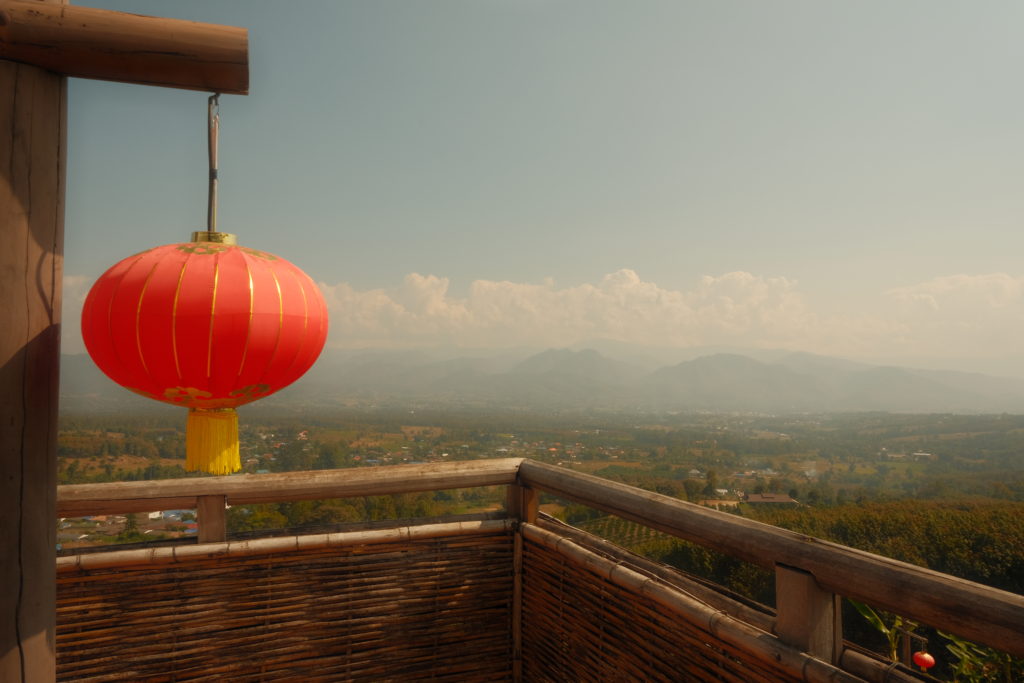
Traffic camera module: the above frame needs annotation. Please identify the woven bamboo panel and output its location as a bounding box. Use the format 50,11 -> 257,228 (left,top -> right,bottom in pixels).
521,536 -> 803,683
57,529 -> 514,682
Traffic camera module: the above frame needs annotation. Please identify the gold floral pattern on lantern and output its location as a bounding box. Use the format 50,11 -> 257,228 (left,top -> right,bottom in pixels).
177,243 -> 229,255
163,385 -> 253,405
239,247 -> 278,260
163,386 -> 214,405
229,383 -> 273,399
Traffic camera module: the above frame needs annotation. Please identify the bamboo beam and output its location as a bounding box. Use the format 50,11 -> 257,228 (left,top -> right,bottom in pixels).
0,40 -> 64,683
57,519 -> 513,572
839,649 -> 921,683
518,459 -> 1024,657
0,1 -> 248,94
57,458 -> 524,516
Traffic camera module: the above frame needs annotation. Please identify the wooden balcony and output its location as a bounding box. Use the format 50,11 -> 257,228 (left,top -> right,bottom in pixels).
56,458 -> 1024,682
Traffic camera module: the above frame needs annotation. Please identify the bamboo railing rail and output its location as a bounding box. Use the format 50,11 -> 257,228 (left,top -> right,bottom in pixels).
517,459 -> 1024,658
57,519 -> 513,572
58,458 -> 523,516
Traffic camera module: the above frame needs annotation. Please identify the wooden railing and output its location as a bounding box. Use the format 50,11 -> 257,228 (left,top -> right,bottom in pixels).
58,458 -> 521,542
516,459 -> 1024,660
57,457 -> 1024,663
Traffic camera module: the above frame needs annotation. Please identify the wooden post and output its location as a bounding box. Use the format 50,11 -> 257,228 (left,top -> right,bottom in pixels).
774,563 -> 842,664
0,44 -> 65,683
196,495 -> 227,543
0,4 -> 246,680
505,481 -> 537,682
506,483 -> 538,524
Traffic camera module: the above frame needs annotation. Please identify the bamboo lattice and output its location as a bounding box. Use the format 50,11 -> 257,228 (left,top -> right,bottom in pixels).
57,522 -> 514,682
520,525 -> 850,683
57,515 -> 874,682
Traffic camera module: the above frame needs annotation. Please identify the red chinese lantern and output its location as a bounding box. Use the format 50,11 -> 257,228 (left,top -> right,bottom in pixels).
81,232 -> 328,474
912,651 -> 936,671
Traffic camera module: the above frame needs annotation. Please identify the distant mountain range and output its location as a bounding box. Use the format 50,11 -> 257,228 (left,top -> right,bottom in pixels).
60,346 -> 1024,415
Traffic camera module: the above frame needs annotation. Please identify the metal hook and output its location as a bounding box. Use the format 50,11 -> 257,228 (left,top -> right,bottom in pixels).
207,94 -> 221,232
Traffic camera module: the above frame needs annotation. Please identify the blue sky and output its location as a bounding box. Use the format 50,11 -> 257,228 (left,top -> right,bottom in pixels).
64,1 -> 1024,375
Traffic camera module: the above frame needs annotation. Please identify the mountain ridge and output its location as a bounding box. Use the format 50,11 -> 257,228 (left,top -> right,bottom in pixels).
60,347 -> 1024,414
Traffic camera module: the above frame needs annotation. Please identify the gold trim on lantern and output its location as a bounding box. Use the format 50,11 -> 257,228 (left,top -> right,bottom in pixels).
264,265 -> 285,378
134,260 -> 161,377
191,231 -> 238,245
207,260 -> 220,379
171,260 -> 190,382
236,258 -> 255,379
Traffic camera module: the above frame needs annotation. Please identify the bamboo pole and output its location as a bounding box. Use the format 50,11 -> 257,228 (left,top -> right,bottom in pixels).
57,519 -> 513,572
838,649 -> 922,683
0,1 -> 248,94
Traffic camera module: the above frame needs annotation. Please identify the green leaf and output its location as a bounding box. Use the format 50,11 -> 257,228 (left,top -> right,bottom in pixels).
848,599 -> 889,635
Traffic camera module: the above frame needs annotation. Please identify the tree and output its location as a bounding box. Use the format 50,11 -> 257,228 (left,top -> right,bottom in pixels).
116,513 -> 145,543
703,469 -> 719,496
682,479 -> 704,501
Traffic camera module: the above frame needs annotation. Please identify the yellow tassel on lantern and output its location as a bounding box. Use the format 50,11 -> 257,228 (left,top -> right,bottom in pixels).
186,408 -> 241,474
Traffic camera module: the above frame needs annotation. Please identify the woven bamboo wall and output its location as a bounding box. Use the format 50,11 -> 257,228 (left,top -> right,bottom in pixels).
520,536 -> 805,683
57,525 -> 514,682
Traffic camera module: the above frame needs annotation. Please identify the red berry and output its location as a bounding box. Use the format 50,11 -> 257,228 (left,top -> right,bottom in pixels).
913,651 -> 936,670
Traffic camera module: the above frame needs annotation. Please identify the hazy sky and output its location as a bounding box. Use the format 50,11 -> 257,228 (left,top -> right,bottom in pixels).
63,1 -> 1024,375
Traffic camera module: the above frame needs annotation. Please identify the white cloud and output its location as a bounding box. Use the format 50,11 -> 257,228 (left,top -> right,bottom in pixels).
883,273 -> 1024,358
320,268 -> 883,353
888,273 -> 1024,314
